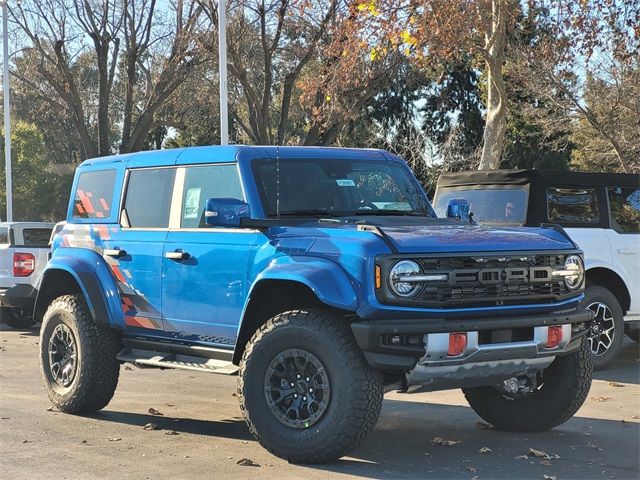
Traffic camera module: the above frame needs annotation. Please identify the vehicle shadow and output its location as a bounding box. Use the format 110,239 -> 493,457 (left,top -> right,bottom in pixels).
593,338 -> 640,385
306,400 -> 639,480
87,410 -> 253,441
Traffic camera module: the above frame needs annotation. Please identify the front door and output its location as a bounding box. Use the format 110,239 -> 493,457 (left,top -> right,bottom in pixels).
162,164 -> 257,346
104,166 -> 177,334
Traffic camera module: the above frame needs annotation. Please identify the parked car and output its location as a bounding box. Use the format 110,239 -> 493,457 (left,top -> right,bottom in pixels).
433,169 -> 639,368
0,221 -> 55,329
36,147 -> 592,463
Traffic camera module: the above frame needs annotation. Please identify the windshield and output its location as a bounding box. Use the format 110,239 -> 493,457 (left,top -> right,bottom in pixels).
252,158 -> 433,217
434,186 -> 528,225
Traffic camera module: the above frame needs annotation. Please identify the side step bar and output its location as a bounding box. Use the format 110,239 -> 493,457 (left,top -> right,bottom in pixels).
117,348 -> 239,375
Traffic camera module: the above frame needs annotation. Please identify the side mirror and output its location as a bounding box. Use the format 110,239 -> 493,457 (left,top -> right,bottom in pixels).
446,198 -> 470,221
205,198 -> 251,228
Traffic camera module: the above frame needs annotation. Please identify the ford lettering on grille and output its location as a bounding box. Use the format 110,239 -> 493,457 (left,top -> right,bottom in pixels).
450,267 -> 553,285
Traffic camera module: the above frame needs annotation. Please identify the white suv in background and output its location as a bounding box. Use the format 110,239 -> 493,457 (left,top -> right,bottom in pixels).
433,170 -> 639,369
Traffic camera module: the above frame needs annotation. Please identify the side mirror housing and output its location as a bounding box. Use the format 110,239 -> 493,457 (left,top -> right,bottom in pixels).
205,198 -> 251,228
446,198 -> 470,221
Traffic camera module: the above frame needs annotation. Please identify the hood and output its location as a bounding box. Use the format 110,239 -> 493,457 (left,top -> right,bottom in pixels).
369,220 -> 574,253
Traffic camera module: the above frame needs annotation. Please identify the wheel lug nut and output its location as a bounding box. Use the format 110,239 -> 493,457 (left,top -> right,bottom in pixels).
293,394 -> 298,398
303,396 -> 307,401
296,374 -> 301,379
305,377 -> 310,382
290,382 -> 295,387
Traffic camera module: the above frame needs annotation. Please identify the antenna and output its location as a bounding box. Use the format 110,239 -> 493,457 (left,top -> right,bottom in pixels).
276,145 -> 280,219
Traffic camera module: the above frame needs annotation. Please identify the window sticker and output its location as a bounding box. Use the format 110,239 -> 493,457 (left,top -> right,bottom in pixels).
336,179 -> 356,187
184,187 -> 201,219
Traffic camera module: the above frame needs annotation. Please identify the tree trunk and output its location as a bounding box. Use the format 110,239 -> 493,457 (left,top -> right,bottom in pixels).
478,0 -> 508,170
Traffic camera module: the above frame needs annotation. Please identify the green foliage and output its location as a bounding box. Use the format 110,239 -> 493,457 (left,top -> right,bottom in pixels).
0,121 -> 71,221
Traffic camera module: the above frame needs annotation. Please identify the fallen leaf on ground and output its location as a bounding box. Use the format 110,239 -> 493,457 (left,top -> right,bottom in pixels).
46,406 -> 57,412
467,466 -> 477,472
541,460 -> 552,466
524,448 -> 560,460
475,421 -> 493,430
632,415 -> 640,419
478,447 -> 492,454
108,438 -> 122,442
124,366 -> 133,371
164,430 -> 178,435
607,382 -> 625,387
591,396 -> 610,402
431,436 -> 461,446
143,423 -> 158,430
22,440 -> 31,444
165,403 -> 175,407
543,475 -> 557,480
148,408 -> 163,416
236,458 -> 260,467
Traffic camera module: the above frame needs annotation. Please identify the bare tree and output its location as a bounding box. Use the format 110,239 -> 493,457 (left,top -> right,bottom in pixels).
11,0 -> 205,158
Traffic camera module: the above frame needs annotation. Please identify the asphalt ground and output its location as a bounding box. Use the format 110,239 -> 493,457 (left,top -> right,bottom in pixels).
1,327 -> 638,480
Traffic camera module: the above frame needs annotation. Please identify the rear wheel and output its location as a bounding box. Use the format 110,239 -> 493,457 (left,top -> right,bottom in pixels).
238,309 -> 383,464
40,295 -> 121,413
582,286 -> 624,369
463,337 -> 592,432
0,307 -> 36,329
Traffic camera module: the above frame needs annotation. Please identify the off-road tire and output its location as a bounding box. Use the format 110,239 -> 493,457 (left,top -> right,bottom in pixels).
39,294 -> 121,413
582,285 -> 624,369
0,307 -> 36,329
463,336 -> 593,432
238,309 -> 384,464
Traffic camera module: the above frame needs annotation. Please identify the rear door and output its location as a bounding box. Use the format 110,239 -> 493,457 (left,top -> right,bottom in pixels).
103,166 -> 177,334
161,163 -> 258,345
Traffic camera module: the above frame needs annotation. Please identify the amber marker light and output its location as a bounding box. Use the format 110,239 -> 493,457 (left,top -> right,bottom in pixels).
375,265 -> 381,289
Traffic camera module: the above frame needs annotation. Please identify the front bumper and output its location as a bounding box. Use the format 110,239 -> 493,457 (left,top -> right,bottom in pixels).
351,308 -> 593,371
0,284 -> 38,309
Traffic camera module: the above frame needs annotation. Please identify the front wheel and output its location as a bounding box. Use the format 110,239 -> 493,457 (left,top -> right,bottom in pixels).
582,285 -> 624,369
39,294 -> 121,413
1,307 -> 36,329
238,310 -> 383,464
463,337 -> 593,432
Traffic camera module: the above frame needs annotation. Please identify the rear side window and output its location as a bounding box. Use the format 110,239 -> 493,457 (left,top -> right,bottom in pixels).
124,168 -> 176,228
181,164 -> 244,228
22,228 -> 53,245
0,227 -> 8,244
608,187 -> 640,233
73,170 -> 117,219
547,188 -> 599,224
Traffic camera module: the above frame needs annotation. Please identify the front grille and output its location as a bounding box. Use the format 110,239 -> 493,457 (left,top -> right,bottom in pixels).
378,252 -> 577,308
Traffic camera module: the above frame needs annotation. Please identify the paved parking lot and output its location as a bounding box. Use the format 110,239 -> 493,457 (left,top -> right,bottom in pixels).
1,327 -> 638,480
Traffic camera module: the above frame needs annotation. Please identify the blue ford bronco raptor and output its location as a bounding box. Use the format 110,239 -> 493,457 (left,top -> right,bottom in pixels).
37,146 -> 593,463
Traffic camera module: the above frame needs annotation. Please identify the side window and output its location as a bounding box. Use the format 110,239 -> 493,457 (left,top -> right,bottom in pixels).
124,168 -> 176,228
608,187 -> 640,233
181,164 -> 244,228
547,187 -> 600,224
0,227 -> 8,244
72,170 -> 117,219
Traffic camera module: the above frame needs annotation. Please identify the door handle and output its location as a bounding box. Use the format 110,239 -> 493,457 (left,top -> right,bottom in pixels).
105,249 -> 127,258
617,248 -> 639,255
165,251 -> 191,261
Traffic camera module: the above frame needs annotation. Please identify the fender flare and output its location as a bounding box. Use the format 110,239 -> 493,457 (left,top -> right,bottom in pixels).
248,255 -> 358,313
35,248 -> 124,328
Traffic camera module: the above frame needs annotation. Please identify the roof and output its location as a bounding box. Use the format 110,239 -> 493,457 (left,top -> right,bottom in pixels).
437,169 -> 640,188
79,145 -> 392,168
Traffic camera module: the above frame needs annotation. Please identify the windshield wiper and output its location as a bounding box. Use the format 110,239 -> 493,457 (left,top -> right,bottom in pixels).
355,209 -> 431,216
268,209 -> 340,218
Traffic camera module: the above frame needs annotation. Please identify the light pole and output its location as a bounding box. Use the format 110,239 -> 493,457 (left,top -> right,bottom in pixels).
218,0 -> 228,146
1,0 -> 11,222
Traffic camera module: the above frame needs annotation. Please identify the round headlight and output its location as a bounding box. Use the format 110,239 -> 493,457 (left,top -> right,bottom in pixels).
389,260 -> 422,297
563,254 -> 584,290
